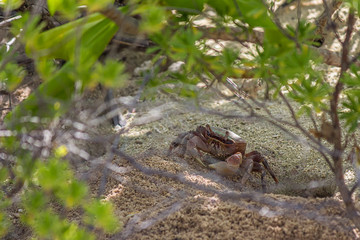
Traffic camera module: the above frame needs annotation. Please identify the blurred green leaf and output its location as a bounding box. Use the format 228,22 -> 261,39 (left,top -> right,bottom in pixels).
11,13 -> 45,46
162,0 -> 205,14
24,208 -> 94,240
341,93 -> 360,132
296,104 -> 312,118
6,11 -> 119,130
207,0 -> 236,17
342,65 -> 360,86
62,224 -> 95,240
5,62 -> 75,131
344,1 -> 359,16
169,28 -> 203,73
0,210 -> 10,238
92,60 -> 128,88
37,157 -> 71,191
0,62 -> 26,91
209,48 -> 243,79
16,153 -> 37,180
0,168 -> 8,182
25,12 -> 118,63
35,59 -> 57,80
135,5 -> 166,33
47,0 -> 78,19
85,200 -> 121,233
58,181 -> 88,208
33,210 -> 61,238
0,190 -> 10,238
23,191 -> 46,213
0,0 -> 23,11
236,0 -> 276,29
79,0 -> 113,12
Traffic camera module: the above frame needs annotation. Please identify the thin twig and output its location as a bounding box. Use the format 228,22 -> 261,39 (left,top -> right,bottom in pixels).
295,0 -> 302,40
263,0 -> 301,49
97,136 -> 120,197
0,15 -> 21,27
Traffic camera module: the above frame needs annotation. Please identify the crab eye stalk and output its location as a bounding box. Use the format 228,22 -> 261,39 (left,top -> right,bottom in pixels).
224,131 -> 230,140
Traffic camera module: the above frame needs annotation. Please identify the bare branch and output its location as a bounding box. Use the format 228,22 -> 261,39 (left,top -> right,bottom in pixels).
0,15 -> 22,27
99,7 -> 141,37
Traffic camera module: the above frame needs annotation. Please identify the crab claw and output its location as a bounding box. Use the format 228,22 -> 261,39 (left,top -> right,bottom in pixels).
208,153 -> 242,176
225,152 -> 242,166
209,161 -> 239,176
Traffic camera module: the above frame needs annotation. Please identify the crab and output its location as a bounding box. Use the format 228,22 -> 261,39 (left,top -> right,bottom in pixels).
168,124 -> 278,191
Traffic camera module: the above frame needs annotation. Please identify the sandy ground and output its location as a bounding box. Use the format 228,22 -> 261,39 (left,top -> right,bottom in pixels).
89,92 -> 357,240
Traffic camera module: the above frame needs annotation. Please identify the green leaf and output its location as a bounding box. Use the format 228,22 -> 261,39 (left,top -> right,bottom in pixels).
92,60 -> 128,88
207,0 -> 236,17
340,93 -> 360,132
37,157 -> 71,191
5,62 -> 76,131
25,208 -> 94,240
0,210 -> 10,238
0,62 -> 26,91
58,181 -> 88,208
344,1 -> 359,16
169,28 -> 203,66
222,47 -> 239,67
47,0 -> 78,19
84,200 -> 121,233
33,210 -> 61,237
288,76 -> 330,113
0,167 -> 8,182
341,65 -> 360,86
79,0 -> 113,12
16,153 -> 37,180
5,11 -> 119,130
11,13 -> 45,44
62,224 -> 95,240
236,0 -> 276,29
26,12 -> 118,63
35,59 -> 57,81
209,47 -> 242,79
0,0 -> 23,11
296,105 -> 312,118
77,14 -> 119,66
23,191 -> 46,213
162,0 -> 205,14
135,5 -> 166,33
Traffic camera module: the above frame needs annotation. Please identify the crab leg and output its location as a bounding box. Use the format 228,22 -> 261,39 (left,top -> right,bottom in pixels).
260,167 -> 267,192
240,157 -> 254,186
185,136 -> 207,167
167,132 -> 188,156
245,151 -> 279,184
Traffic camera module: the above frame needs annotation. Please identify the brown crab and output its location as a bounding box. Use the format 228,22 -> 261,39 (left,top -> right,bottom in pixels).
168,124 -> 278,191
